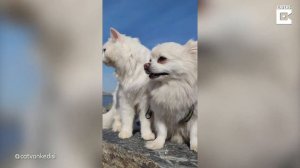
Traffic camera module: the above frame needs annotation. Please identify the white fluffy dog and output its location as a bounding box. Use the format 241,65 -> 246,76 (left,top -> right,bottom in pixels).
102,28 -> 155,140
144,40 -> 198,151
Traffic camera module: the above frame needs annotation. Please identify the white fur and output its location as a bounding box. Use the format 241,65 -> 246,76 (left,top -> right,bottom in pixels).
198,1 -> 300,167
102,28 -> 155,140
145,40 -> 198,151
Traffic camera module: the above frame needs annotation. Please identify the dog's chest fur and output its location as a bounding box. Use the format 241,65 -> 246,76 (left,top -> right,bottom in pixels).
149,80 -> 197,129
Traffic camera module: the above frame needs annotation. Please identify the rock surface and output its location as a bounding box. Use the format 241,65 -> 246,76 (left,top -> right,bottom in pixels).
102,129 -> 197,168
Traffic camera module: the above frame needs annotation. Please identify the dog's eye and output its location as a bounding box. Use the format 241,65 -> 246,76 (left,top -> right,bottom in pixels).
103,48 -> 106,52
149,59 -> 152,62
157,56 -> 167,63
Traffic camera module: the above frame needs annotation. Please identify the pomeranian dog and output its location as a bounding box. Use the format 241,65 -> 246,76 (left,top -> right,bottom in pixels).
144,40 -> 198,151
102,28 -> 155,140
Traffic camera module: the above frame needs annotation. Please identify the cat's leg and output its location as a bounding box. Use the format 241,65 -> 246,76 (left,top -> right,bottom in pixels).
112,110 -> 121,132
145,120 -> 167,149
118,95 -> 135,139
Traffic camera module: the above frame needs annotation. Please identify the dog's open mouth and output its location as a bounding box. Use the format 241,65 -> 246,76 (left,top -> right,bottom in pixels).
148,72 -> 169,79
145,68 -> 169,79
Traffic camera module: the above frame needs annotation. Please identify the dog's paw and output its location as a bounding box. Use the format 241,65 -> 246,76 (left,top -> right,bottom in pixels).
170,134 -> 184,144
112,120 -> 122,132
190,142 -> 198,152
141,131 -> 155,140
145,139 -> 165,150
118,130 -> 132,139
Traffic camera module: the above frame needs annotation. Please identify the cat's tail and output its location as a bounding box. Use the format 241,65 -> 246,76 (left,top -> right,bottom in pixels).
102,106 -> 116,129
102,88 -> 118,129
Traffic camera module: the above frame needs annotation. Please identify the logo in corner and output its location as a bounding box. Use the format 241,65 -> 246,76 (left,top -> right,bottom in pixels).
276,5 -> 292,25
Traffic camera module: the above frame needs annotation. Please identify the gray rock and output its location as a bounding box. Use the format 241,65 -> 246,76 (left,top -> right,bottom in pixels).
102,129 -> 197,168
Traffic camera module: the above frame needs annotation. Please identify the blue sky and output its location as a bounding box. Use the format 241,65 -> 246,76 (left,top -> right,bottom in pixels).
103,0 -> 197,93
0,18 -> 40,112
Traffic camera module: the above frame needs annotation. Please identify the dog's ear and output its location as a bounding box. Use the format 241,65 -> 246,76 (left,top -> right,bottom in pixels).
184,40 -> 197,56
110,28 -> 122,41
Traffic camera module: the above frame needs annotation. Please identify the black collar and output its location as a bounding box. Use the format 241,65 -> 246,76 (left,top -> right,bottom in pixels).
179,104 -> 195,123
145,104 -> 195,123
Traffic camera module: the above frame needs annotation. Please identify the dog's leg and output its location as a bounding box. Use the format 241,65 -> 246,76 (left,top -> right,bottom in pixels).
139,114 -> 155,140
139,99 -> 155,140
171,131 -> 184,144
145,121 -> 167,149
190,120 -> 198,152
118,98 -> 135,139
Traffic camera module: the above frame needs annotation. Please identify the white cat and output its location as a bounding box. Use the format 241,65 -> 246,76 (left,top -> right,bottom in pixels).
102,28 -> 155,140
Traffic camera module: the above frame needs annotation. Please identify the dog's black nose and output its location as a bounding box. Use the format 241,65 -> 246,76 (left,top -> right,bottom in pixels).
144,63 -> 150,70
144,63 -> 151,74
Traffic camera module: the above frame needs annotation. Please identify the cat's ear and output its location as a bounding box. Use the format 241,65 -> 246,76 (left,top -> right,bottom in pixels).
184,39 -> 197,56
110,28 -> 122,41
